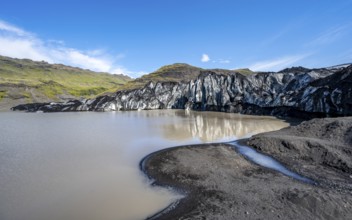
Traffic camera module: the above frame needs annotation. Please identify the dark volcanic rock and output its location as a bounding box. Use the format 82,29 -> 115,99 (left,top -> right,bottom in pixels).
247,117 -> 352,191
142,117 -> 352,219
12,65 -> 352,118
13,100 -> 84,112
143,144 -> 352,220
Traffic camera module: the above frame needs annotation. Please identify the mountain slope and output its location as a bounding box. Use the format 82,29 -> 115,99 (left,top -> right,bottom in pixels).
0,55 -> 131,111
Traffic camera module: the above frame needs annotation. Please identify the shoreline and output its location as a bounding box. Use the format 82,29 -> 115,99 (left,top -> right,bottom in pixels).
141,117 -> 352,219
139,143 -> 214,220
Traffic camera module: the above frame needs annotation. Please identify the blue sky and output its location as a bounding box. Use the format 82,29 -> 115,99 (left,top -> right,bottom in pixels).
0,0 -> 352,77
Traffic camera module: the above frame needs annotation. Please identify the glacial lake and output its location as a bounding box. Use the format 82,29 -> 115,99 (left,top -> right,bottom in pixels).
0,110 -> 289,220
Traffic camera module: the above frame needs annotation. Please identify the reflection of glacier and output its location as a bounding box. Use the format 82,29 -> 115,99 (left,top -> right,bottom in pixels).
162,110 -> 289,142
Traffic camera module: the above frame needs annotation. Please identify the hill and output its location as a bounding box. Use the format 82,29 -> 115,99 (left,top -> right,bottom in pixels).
119,63 -> 255,91
0,55 -> 131,111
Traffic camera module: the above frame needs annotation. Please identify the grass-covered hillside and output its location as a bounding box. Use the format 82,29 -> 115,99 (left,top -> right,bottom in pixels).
0,56 -> 255,111
120,63 -> 255,91
0,55 -> 131,111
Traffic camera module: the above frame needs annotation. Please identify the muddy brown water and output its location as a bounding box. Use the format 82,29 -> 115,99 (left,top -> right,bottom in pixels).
0,110 -> 289,220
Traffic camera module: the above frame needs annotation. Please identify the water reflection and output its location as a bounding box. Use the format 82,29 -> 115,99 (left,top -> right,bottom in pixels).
162,110 -> 289,142
0,110 -> 289,220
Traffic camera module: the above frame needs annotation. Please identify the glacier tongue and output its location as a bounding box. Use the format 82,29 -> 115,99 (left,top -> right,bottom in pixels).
12,65 -> 352,118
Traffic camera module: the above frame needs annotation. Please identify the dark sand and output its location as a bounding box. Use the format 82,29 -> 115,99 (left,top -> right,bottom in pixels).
142,117 -> 352,219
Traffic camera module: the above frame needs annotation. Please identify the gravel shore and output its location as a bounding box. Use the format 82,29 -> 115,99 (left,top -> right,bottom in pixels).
142,117 -> 352,219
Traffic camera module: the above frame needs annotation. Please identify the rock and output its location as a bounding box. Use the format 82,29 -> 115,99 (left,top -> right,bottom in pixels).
12,65 -> 352,118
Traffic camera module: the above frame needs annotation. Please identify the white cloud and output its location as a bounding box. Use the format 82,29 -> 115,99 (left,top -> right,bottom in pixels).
201,54 -> 210,62
112,67 -> 127,75
66,49 -> 112,72
249,54 -> 310,72
112,67 -> 146,78
0,20 -> 141,77
0,37 -> 52,62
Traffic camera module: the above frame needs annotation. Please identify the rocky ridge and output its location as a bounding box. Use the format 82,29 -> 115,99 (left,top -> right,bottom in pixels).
12,64 -> 352,118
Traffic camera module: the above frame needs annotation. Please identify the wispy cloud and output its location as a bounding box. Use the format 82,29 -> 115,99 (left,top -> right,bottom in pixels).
212,59 -> 230,64
0,20 -> 29,36
218,59 -> 230,64
337,49 -> 352,63
306,25 -> 349,46
0,20 -> 141,76
201,54 -> 210,62
249,54 -> 310,71
260,29 -> 288,47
